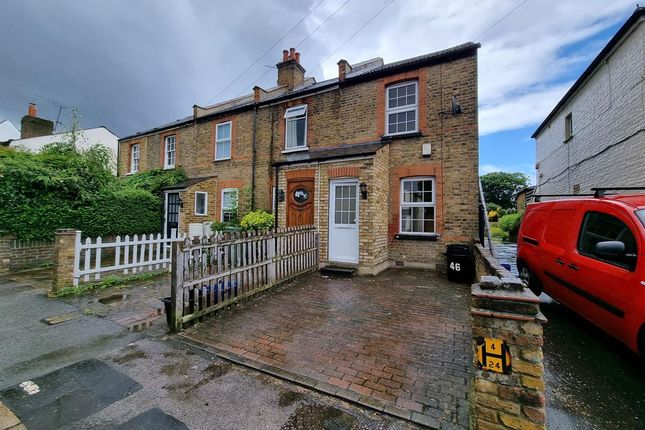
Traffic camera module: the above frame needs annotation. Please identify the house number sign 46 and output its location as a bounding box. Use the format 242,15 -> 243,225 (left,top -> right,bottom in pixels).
476,337 -> 512,374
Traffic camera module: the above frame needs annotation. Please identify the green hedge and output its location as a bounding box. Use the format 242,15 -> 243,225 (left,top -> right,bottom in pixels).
499,213 -> 523,235
0,144 -> 184,240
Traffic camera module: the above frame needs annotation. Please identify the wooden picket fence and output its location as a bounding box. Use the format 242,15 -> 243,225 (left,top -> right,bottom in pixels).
73,231 -> 183,286
169,226 -> 319,331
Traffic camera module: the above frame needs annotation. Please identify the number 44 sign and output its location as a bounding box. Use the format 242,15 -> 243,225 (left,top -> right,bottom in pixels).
476,337 -> 512,374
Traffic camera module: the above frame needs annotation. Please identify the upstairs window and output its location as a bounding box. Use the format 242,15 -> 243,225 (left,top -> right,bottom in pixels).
194,192 -> 208,216
164,135 -> 176,169
130,144 -> 140,173
221,188 -> 238,222
215,121 -> 231,160
565,113 -> 573,141
386,81 -> 418,135
284,105 -> 307,150
400,177 -> 435,234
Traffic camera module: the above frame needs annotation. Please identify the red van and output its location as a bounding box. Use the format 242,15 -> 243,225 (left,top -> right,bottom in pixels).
517,192 -> 645,355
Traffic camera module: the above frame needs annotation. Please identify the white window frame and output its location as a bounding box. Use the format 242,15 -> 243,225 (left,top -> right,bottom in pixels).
164,135 -> 176,169
130,144 -> 140,173
215,121 -> 232,161
399,176 -> 436,235
194,191 -> 208,216
221,188 -> 238,222
284,105 -> 308,152
385,81 -> 418,136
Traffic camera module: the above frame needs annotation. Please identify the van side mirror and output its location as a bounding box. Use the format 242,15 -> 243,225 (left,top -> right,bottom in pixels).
593,241 -> 625,258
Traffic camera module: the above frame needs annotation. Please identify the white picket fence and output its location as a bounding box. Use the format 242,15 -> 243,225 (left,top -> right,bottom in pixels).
72,231 -> 184,286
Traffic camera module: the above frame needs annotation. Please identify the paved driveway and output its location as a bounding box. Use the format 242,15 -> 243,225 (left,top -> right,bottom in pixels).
183,269 -> 472,429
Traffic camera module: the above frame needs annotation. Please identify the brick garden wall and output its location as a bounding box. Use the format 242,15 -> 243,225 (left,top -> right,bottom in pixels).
470,244 -> 547,430
0,235 -> 55,273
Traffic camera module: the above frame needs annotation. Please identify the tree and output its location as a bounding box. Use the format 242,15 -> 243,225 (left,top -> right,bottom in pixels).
480,172 -> 530,209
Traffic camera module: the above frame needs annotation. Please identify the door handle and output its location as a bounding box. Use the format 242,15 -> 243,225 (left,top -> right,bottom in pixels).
568,263 -> 579,271
555,258 -> 565,266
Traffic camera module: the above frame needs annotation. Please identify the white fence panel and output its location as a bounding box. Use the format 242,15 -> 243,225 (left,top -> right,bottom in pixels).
72,231 -> 184,286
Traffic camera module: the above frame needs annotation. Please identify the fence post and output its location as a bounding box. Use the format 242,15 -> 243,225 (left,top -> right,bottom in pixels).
170,240 -> 185,332
51,229 -> 81,295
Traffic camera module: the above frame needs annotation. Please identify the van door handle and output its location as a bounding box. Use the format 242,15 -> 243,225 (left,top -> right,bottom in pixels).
568,263 -> 579,271
555,258 -> 565,266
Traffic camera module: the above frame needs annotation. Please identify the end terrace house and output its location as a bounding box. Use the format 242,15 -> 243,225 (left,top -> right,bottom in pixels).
118,43 -> 480,275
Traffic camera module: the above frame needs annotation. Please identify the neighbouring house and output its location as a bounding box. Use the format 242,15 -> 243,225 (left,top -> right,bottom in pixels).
532,7 -> 644,195
515,186 -> 535,212
118,43 -> 480,275
7,103 -> 119,166
0,119 -> 20,144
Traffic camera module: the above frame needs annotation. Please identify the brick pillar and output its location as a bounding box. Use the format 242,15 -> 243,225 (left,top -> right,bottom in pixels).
471,276 -> 547,430
0,235 -> 14,274
51,229 -> 80,294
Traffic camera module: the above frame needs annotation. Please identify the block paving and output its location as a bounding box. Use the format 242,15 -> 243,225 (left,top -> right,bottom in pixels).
184,269 -> 472,429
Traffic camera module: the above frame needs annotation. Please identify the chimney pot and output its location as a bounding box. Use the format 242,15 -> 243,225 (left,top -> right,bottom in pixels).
289,47 -> 296,60
28,103 -> 37,118
295,52 -> 300,63
282,50 -> 289,62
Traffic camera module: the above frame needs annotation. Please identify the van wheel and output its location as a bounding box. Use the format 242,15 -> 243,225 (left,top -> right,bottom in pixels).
518,263 -> 543,296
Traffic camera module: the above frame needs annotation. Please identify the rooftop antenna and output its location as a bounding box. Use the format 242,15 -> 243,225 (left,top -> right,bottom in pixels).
35,94 -> 68,132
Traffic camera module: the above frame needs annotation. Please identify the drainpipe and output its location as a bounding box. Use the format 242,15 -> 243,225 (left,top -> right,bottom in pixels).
274,165 -> 280,231
251,105 -> 258,210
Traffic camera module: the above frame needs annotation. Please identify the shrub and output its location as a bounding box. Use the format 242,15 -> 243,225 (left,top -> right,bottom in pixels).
121,168 -> 187,195
488,210 -> 499,222
499,213 -> 523,235
489,223 -> 509,242
240,210 -> 275,231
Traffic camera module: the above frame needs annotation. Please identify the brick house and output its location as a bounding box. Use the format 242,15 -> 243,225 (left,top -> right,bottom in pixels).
118,43 -> 480,275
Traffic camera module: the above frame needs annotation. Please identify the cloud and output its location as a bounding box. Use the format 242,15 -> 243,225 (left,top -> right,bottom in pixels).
0,0 -> 636,138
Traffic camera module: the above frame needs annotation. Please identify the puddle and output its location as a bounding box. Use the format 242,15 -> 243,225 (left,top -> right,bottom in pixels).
112,350 -> 146,364
98,294 -> 127,305
278,390 -> 305,407
280,403 -> 357,430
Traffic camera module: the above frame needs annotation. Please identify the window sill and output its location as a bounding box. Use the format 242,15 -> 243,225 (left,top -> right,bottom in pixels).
194,214 -> 208,217
563,135 -> 573,143
381,131 -> 422,141
395,233 -> 439,241
125,171 -> 137,176
282,147 -> 308,154
214,157 -> 231,162
163,166 -> 176,170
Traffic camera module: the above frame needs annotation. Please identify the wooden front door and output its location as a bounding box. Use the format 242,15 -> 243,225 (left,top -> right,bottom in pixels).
287,178 -> 314,226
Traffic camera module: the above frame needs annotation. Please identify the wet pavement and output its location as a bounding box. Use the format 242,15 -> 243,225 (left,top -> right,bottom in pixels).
493,241 -> 645,430
184,269 -> 473,429
1,268 -> 423,429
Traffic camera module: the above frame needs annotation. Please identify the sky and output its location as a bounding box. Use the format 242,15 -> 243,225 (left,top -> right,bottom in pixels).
0,0 -> 637,183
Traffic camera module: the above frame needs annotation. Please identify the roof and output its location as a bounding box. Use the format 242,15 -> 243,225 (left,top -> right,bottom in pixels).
0,119 -> 20,142
532,7 -> 645,138
273,141 -> 387,167
121,42 -> 480,141
160,176 -> 215,191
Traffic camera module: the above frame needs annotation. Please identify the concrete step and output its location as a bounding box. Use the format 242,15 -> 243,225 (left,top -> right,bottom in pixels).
320,265 -> 356,277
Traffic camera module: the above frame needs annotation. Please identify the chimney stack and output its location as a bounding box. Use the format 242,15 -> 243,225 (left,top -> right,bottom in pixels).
337,59 -> 352,82
276,47 -> 305,90
20,102 -> 54,139
28,103 -> 38,118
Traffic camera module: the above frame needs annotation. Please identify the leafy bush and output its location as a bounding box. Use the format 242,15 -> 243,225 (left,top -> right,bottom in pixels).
489,223 -> 509,242
488,210 -> 499,222
499,213 -> 523,235
0,143 -> 169,240
240,210 -> 275,231
121,168 -> 187,195
210,220 -> 239,232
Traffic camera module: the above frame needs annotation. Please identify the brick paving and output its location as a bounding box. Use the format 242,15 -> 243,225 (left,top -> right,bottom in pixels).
183,269 -> 472,429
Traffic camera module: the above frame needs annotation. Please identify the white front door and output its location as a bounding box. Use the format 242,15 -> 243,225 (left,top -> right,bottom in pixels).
328,180 -> 359,264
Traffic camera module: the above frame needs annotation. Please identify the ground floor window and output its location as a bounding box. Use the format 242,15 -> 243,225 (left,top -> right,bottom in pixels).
400,177 -> 435,234
194,191 -> 208,216
221,188 -> 238,222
